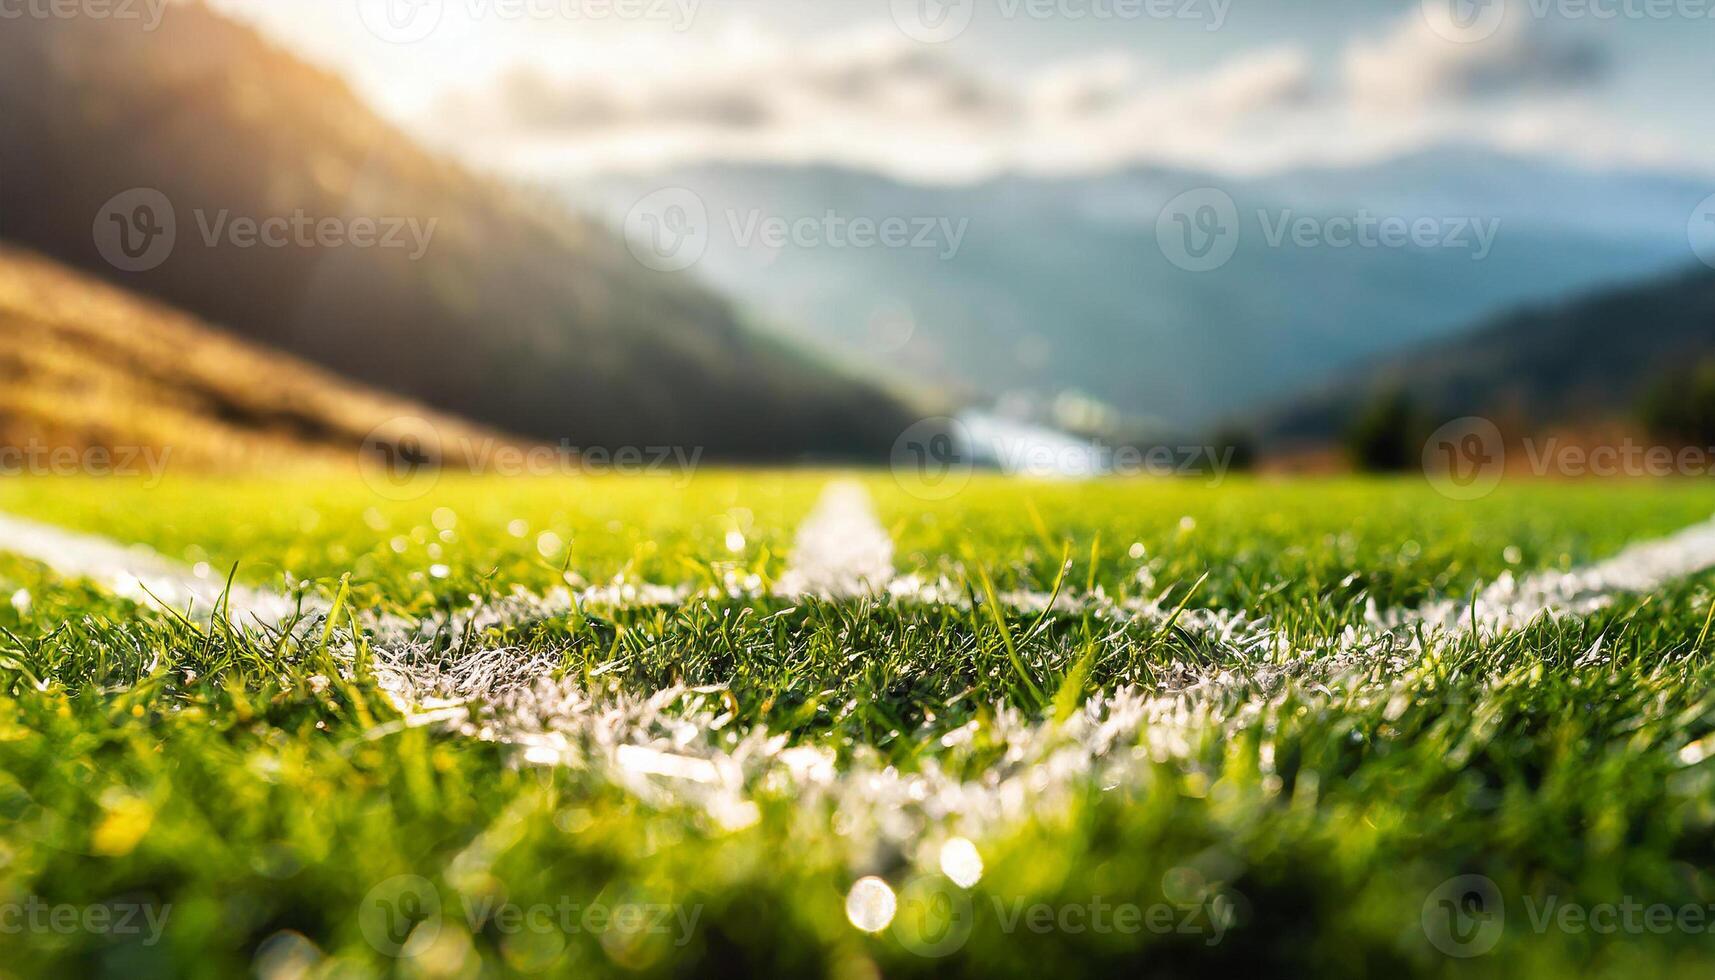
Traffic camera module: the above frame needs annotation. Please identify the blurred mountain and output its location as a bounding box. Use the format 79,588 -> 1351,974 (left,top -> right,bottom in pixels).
1253,265 -> 1715,444
0,246 -> 501,469
0,5 -> 914,460
1245,147 -> 1708,245
570,153 -> 1705,429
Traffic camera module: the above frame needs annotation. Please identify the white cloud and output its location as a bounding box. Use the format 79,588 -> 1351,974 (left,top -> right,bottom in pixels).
208,0 -> 1697,183
1344,9 -> 1606,112
436,30 -> 1012,137
425,29 -> 1331,180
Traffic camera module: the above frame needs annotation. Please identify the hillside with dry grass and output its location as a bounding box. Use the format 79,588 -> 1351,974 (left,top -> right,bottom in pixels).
0,246 -> 503,471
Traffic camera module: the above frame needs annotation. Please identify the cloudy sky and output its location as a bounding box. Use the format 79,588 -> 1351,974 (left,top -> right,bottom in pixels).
206,0 -> 1714,182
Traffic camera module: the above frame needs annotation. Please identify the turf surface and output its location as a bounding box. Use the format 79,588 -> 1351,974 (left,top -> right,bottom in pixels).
1,473 -> 1713,978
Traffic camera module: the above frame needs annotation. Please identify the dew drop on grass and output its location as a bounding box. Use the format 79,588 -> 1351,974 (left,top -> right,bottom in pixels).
1160,865 -> 1206,904
430,564 -> 450,579
536,531 -> 564,559
845,877 -> 896,933
432,507 -> 457,531
523,744 -> 560,766
725,529 -> 746,553
252,930 -> 322,980
939,837 -> 983,887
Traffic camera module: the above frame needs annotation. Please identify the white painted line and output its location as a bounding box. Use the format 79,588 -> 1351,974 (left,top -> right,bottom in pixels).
1391,515 -> 1715,634
0,512 -> 302,626
449,669 -> 1347,845
773,480 -> 896,599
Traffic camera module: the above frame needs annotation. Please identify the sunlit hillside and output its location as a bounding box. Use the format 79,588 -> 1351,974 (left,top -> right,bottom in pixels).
0,246 -> 500,470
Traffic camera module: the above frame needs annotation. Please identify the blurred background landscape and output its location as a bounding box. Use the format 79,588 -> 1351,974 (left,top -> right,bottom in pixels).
1,0 -> 1712,475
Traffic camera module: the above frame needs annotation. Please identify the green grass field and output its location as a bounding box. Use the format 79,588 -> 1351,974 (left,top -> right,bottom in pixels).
3,473 -> 1715,978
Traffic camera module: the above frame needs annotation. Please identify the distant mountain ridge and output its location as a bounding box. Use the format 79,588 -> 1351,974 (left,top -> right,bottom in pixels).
0,4 -> 914,460
1252,264 -> 1715,444
571,151 -> 1707,429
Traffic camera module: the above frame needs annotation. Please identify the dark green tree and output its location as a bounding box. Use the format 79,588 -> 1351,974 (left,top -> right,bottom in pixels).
1345,388 -> 1420,472
1641,358 -> 1715,446
1210,427 -> 1257,473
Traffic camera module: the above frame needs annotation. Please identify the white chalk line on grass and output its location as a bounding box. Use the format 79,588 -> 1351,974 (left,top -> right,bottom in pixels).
0,512 -> 303,626
1405,517 -> 1715,634
772,480 -> 896,600
6,489 -> 1715,845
